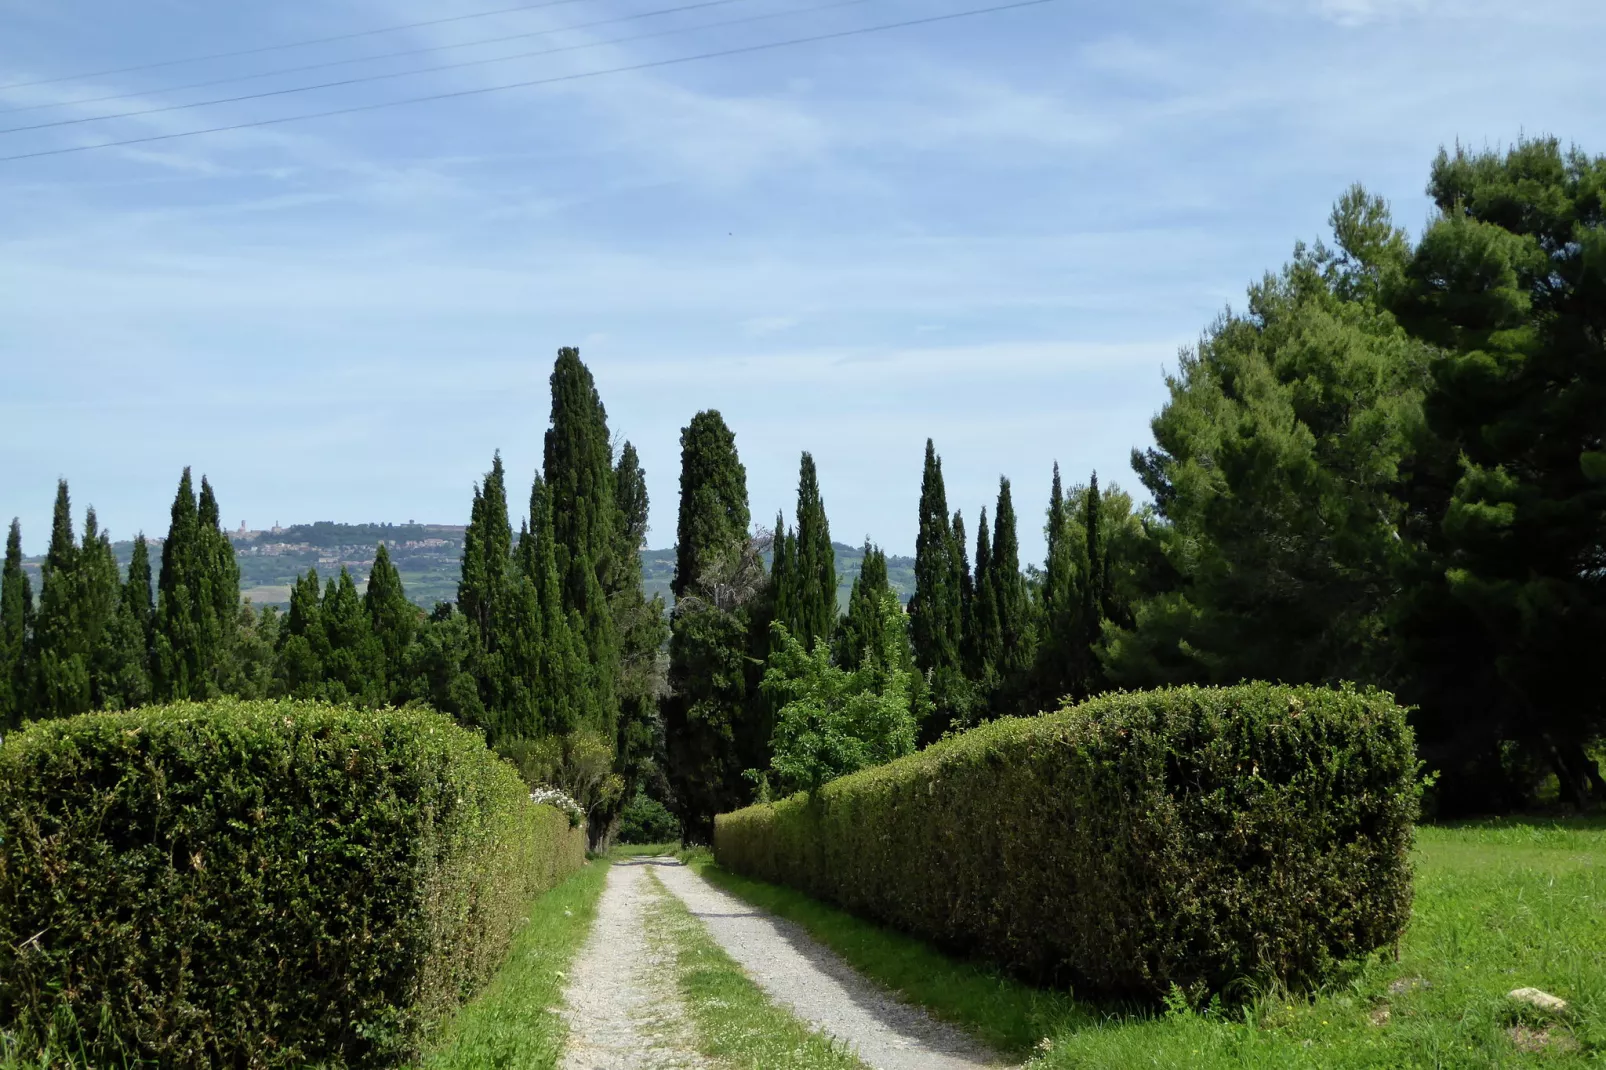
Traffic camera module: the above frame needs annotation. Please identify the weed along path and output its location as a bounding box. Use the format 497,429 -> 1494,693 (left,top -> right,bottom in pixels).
558,858 -> 710,1070
653,861 -> 1007,1070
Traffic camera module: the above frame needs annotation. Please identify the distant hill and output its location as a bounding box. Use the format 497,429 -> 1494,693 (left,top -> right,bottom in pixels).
23,524 -> 913,611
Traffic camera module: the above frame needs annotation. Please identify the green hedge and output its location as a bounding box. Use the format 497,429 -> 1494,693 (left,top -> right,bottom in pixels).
0,700 -> 586,1068
715,684 -> 1418,1000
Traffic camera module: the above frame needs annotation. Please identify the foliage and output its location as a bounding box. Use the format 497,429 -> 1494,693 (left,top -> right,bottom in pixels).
0,700 -> 586,1068
907,440 -> 969,737
699,818 -> 1604,1069
759,590 -> 920,798
497,729 -> 624,831
420,861 -> 608,1070
1389,138 -> 1606,808
615,788 -> 683,844
0,521 -> 31,731
716,684 -> 1418,1001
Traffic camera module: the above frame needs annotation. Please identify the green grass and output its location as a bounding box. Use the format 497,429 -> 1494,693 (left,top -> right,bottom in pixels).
418,859 -> 609,1070
697,817 -> 1606,1069
645,865 -> 870,1070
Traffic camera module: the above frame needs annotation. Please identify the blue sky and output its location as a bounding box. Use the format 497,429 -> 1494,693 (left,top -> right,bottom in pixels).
2,0 -> 1602,563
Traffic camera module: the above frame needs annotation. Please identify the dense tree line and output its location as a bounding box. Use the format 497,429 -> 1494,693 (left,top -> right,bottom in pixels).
5,139 -> 1601,826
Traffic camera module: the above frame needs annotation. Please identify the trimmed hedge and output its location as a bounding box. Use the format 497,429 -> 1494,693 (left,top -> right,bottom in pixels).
715,684 -> 1418,1001
0,700 -> 586,1068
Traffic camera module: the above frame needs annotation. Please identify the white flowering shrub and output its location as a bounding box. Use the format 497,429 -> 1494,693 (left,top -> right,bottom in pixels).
529,785 -> 585,828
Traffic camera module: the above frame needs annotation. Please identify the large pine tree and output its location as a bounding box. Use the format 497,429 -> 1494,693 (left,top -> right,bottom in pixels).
1,519 -> 34,728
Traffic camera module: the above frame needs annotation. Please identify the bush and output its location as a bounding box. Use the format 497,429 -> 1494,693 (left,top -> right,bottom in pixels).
0,700 -> 587,1068
715,683 -> 1418,1001
615,789 -> 681,844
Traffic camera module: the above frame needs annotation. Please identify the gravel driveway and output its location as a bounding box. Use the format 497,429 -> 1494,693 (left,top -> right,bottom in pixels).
654,861 -> 1007,1070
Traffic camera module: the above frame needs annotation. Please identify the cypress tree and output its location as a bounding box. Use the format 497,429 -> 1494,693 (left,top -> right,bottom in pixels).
989,477 -> 1034,702
672,412 -> 750,600
1,520 -> 34,728
602,442 -> 671,846
908,440 -> 967,735
967,505 -> 1001,688
321,568 -> 386,707
1079,471 -> 1107,694
953,508 -> 973,653
196,477 -> 239,689
666,411 -> 760,842
769,514 -> 796,644
835,541 -> 890,669
31,481 -> 91,719
154,469 -> 202,700
364,543 -> 416,701
1035,464 -> 1080,705
528,473 -> 590,737
543,348 -> 620,736
275,569 -> 327,699
458,452 -> 513,651
79,510 -> 124,711
126,535 -> 155,651
790,453 -> 837,648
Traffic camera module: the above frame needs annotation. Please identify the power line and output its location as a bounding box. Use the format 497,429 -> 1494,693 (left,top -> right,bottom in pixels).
0,0 -> 776,117
0,0 -> 760,134
0,0 -> 605,92
0,0 -> 1058,164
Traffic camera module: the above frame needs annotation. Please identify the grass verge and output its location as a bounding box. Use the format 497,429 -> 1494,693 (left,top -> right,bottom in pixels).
645,866 -> 869,1070
419,858 -> 609,1070
695,817 -> 1605,1068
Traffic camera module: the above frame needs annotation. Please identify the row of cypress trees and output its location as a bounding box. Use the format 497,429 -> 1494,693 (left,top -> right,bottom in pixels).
0,471 -> 245,730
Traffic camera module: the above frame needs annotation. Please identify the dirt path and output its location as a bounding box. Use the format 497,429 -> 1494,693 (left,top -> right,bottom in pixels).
654,861 -> 1007,1070
557,859 -> 710,1070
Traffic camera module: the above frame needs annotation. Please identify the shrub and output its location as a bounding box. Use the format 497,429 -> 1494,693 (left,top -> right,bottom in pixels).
0,700 -> 587,1068
715,683 -> 1418,1001
615,789 -> 681,844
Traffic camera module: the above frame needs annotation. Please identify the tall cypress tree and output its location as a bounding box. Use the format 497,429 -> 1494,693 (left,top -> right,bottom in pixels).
1,520 -> 34,728
458,452 -> 513,651
104,533 -> 155,710
967,505 -> 1001,688
1035,464 -> 1080,706
665,411 -> 761,842
31,481 -> 91,719
79,510 -> 124,712
769,514 -> 796,645
154,469 -> 202,700
989,477 -> 1034,704
527,473 -> 590,737
543,348 -> 620,736
789,453 -> 837,648
835,541 -> 891,669
908,440 -> 967,734
673,412 -> 750,599
197,477 -> 240,691
1079,471 -> 1107,695
275,569 -> 327,699
364,543 -> 416,701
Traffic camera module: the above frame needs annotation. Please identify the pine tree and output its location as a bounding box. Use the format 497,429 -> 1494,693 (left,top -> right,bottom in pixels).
459,453 -> 513,651
364,543 -> 417,701
1,519 -> 34,729
790,453 -> 837,648
988,477 -> 1034,707
835,541 -> 890,669
908,441 -> 966,731
672,412 -> 750,599
31,481 -> 92,719
543,348 -> 620,736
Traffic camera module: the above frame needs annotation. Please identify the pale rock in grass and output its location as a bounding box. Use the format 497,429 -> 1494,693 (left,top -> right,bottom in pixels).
1508,988 -> 1568,1014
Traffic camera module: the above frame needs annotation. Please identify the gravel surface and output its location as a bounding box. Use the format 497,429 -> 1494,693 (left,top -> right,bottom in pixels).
558,859 -> 711,1070
655,861 -> 1008,1070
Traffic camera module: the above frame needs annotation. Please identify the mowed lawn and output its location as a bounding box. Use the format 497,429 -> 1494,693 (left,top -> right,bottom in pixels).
695,817 -> 1605,1069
